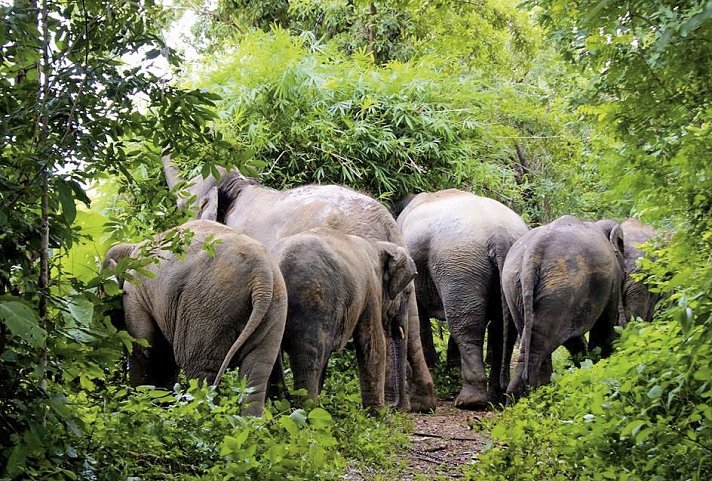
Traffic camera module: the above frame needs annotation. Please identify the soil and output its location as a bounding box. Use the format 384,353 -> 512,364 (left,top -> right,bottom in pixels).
343,400 -> 492,481
402,400 -> 492,480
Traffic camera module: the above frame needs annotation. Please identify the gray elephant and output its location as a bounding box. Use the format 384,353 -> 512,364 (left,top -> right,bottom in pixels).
103,220 -> 287,416
162,156 -> 435,412
396,189 -> 529,409
620,218 -> 659,324
271,228 -> 417,411
502,215 -> 625,399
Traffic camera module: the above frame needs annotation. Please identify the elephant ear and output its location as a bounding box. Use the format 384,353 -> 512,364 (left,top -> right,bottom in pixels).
379,242 -> 417,300
609,223 -> 625,259
102,243 -> 135,292
196,185 -> 219,221
593,220 -> 625,256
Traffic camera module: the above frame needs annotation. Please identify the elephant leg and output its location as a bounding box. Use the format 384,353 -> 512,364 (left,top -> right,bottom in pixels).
506,328 -> 554,401
447,305 -> 489,410
506,343 -> 527,402
540,354 -> 553,386
418,301 -> 438,368
354,312 -> 386,413
236,315 -> 286,417
236,346 -> 277,416
485,317 -> 505,405
405,292 -> 436,412
563,336 -> 587,367
318,362 -> 329,393
446,335 -> 460,370
589,296 -> 619,359
125,304 -> 177,389
286,338 -> 326,402
500,316 -> 517,396
267,352 -> 287,400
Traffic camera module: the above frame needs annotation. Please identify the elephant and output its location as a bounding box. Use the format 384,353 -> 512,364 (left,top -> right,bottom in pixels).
501,215 -> 626,399
103,220 -> 288,416
396,189 -> 529,409
620,218 -> 659,324
271,228 -> 417,412
162,156 -> 436,412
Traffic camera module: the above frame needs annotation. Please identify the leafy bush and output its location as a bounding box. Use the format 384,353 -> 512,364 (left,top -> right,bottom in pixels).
183,27 -> 596,222
465,2 -> 711,478
466,315 -> 712,481
4,355 -> 411,480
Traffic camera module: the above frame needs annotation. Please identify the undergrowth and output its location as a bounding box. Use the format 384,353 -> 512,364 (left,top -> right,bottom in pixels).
465,318 -> 712,480
3,348 -> 409,480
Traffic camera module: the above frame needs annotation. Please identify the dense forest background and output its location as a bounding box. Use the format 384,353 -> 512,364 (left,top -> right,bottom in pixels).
1,0 -> 710,479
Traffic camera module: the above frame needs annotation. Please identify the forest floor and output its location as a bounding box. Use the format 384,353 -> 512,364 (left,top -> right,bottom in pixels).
401,400 -> 491,480
345,400 -> 492,480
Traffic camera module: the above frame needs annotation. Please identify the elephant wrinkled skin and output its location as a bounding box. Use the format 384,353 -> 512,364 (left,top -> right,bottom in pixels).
272,228 -> 417,412
397,189 -> 529,409
103,220 -> 287,416
502,215 -> 626,399
162,158 -> 436,412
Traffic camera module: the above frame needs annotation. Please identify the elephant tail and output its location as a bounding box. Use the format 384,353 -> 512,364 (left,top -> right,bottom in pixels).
213,264 -> 276,387
520,245 -> 538,385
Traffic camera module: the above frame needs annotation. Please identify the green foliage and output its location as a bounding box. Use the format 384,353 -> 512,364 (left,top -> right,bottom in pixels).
528,0 -> 712,224
185,27 -> 592,220
319,349 -> 411,471
466,319 -> 712,480
468,3 -> 712,479
3,360 -> 409,480
0,0 -> 226,476
81,377 -> 344,481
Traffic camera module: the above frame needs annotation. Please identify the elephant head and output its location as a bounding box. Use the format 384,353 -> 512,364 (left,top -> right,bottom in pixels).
375,241 -> 417,406
162,154 -> 256,221
102,242 -> 137,290
591,219 -> 627,323
101,243 -> 136,332
378,241 -> 418,301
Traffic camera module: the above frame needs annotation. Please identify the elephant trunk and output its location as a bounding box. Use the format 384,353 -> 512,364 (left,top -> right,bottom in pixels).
213,267 -> 275,387
384,332 -> 405,407
162,153 -> 185,192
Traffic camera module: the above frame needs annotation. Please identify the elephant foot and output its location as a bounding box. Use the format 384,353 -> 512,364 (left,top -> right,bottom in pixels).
408,382 -> 436,413
487,389 -> 507,408
454,384 -> 489,410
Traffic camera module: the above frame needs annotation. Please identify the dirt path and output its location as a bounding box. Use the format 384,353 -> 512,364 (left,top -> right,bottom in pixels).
403,401 -> 491,480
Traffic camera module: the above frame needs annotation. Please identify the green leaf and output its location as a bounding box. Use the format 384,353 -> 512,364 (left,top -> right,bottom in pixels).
289,408 -> 308,425
55,179 -> 77,224
307,407 -> 333,429
279,415 -> 299,437
647,385 -> 662,399
621,419 -> 645,437
0,298 -> 46,347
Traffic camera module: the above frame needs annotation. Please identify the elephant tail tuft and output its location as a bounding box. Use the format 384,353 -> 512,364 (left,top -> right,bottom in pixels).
213,264 -> 275,387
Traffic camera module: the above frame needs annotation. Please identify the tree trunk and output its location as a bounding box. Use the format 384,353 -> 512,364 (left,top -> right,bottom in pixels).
34,0 -> 51,394
368,2 -> 377,55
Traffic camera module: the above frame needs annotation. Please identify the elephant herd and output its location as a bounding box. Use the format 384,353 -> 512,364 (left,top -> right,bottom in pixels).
103,160 -> 660,416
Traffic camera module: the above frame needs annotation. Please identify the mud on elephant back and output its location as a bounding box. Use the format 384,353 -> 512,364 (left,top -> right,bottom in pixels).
161,154 -> 436,412
103,220 -> 288,416
501,216 -> 626,401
